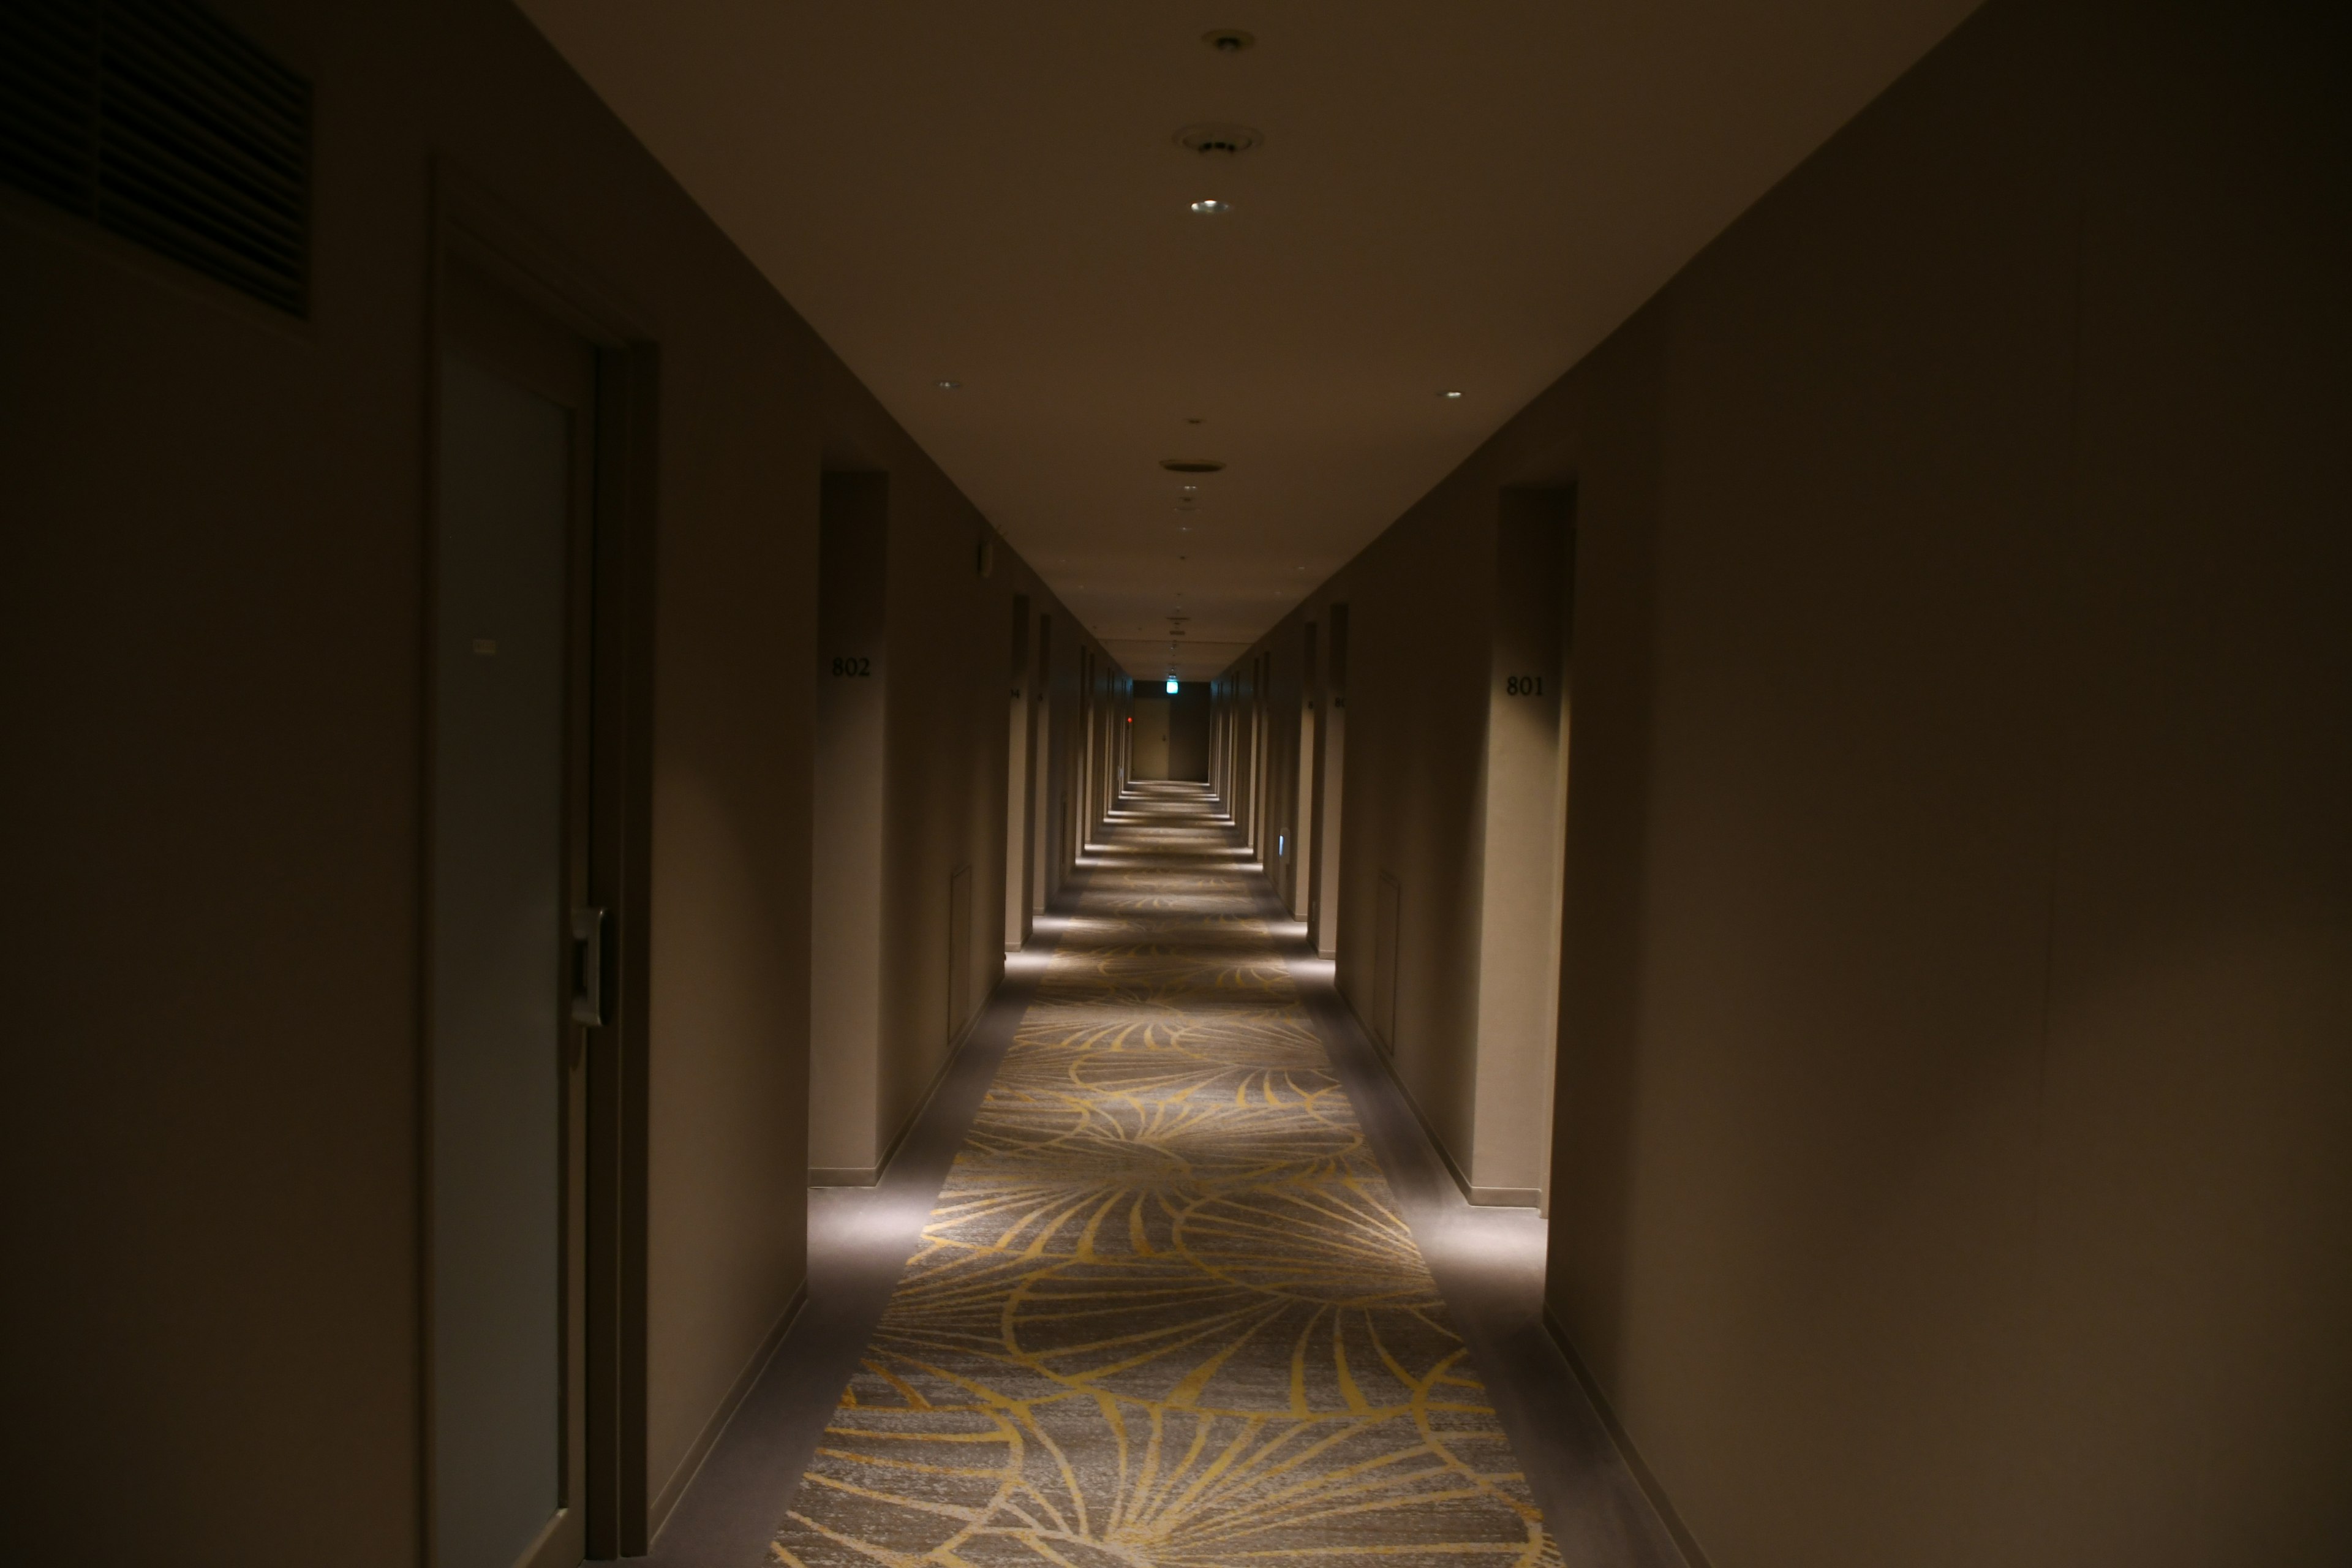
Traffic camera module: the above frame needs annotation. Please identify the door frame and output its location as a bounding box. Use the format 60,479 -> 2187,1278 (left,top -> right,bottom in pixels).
421,159 -> 659,1565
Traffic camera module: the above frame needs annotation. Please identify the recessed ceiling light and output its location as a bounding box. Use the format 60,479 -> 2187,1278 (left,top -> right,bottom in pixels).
938,379 -> 962,390
1190,198 -> 1232,216
1203,28 -> 1255,52
1439,389 -> 1464,399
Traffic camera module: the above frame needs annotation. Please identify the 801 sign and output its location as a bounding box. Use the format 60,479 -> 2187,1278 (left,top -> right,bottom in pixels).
1504,674 -> 1546,696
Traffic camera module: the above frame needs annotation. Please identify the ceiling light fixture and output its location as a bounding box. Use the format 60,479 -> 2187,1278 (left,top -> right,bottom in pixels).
1189,198 -> 1232,216
1203,28 -> 1255,52
1439,389 -> 1464,399
1161,458 -> 1224,473
937,379 -> 962,390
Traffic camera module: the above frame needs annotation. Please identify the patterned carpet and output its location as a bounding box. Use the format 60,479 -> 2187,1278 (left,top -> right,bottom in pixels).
774,782 -> 1562,1568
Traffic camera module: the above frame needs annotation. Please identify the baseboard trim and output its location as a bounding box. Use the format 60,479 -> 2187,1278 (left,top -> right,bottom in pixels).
808,1164 -> 875,1188
647,1277 -> 810,1542
1469,1183 -> 1544,1207
1540,1306 -> 1713,1568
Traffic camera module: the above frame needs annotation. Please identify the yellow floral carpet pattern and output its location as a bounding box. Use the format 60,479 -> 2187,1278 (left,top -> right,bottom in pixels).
774,784 -> 1561,1568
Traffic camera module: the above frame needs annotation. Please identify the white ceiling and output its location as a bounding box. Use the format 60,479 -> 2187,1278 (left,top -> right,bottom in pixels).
516,0 -> 1981,679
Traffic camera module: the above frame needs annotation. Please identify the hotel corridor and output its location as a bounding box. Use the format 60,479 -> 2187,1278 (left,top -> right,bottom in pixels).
12,3 -> 2345,1562
774,781 -> 1557,1567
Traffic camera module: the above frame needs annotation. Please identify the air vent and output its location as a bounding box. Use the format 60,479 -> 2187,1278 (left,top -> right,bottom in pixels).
1174,123 -> 1262,156
1,0 -> 311,315
1160,458 -> 1225,474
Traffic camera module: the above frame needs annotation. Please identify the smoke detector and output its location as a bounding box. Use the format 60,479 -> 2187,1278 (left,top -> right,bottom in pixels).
1174,124 -> 1262,156
1160,458 -> 1224,473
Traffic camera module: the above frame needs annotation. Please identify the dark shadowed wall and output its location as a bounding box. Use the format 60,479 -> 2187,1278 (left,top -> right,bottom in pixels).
0,0 -> 1087,1558
1166,683 -> 1212,782
1230,0 -> 2351,1561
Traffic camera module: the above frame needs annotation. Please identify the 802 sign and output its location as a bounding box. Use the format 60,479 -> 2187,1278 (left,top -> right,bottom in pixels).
829,656 -> 872,677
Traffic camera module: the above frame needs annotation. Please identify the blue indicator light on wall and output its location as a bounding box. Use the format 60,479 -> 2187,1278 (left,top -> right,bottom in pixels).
1166,677 -> 1179,694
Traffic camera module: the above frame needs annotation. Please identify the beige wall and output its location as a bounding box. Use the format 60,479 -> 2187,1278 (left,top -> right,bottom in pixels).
1231,0 -> 2351,1560
1029,614 -> 1058,912
1306,606 -> 1349,957
0,0 -> 1066,1556
1554,3 -> 2350,1561
1003,595 -> 1035,952
805,364 -> 1110,1182
1329,494 -> 1495,1180
809,475 -> 890,1183
1468,494 -> 1574,1206
1236,479 -> 1569,1204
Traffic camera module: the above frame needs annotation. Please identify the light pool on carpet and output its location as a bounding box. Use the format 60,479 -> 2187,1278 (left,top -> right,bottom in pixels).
774,785 -> 1561,1568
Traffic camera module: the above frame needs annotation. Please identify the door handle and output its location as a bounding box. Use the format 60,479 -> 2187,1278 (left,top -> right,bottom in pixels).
571,906 -> 606,1027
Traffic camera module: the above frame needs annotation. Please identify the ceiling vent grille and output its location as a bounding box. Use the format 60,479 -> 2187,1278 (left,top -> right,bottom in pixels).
1,0 -> 311,315
1174,123 -> 1262,157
